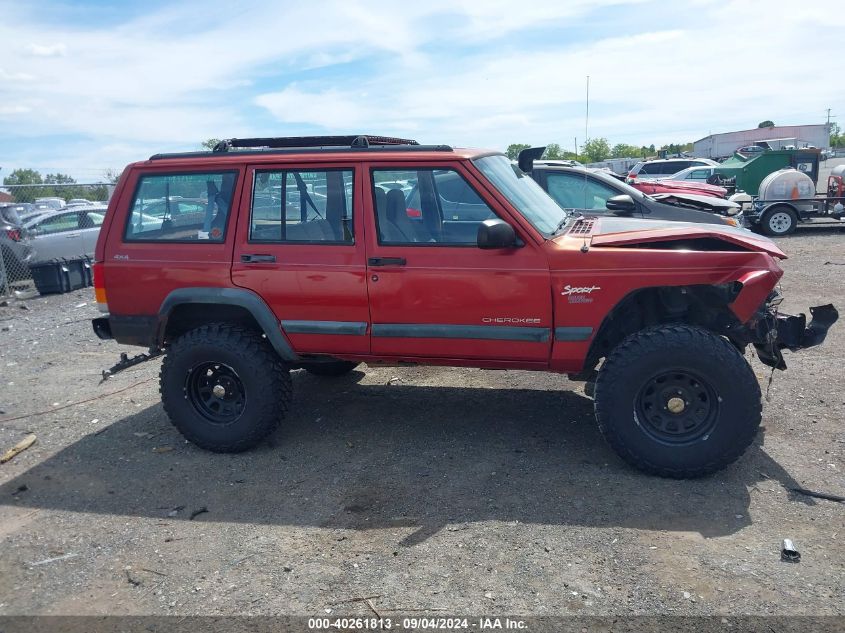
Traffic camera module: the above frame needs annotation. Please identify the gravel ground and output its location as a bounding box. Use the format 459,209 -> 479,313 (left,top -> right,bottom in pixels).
0,226 -> 843,618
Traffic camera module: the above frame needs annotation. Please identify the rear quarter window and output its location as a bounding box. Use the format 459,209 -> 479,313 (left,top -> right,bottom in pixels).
124,171 -> 238,242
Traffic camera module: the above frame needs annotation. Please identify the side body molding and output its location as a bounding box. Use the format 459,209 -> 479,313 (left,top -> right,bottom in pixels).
157,287 -> 298,361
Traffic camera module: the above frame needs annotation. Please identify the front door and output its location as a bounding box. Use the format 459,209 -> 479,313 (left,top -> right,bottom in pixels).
232,162 -> 370,355
364,162 -> 552,363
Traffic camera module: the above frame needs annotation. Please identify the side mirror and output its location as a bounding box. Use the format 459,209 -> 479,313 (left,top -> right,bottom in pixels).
606,194 -> 636,215
477,219 -> 517,249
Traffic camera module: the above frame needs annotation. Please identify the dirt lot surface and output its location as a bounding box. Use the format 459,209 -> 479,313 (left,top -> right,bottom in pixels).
1,227 -> 843,619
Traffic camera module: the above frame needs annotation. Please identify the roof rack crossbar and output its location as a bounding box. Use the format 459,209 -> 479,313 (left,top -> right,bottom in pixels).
213,135 -> 420,152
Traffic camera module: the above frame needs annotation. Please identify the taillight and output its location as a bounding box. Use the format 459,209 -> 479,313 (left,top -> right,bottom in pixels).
93,262 -> 108,312
406,207 -> 422,218
5,229 -> 21,241
627,172 -> 637,180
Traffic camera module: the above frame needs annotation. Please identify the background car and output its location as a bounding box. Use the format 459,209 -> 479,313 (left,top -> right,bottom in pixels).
33,197 -> 66,211
632,177 -> 727,199
0,204 -> 34,285
737,145 -> 766,156
665,165 -> 718,182
527,163 -> 741,225
627,158 -> 719,182
24,205 -> 106,264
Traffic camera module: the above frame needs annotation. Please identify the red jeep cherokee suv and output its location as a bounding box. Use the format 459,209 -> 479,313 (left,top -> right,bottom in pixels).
91,136 -> 837,478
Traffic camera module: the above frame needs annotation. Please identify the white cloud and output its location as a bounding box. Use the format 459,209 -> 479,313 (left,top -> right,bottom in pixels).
0,105 -> 31,116
0,68 -> 34,81
0,0 -> 841,174
27,42 -> 67,57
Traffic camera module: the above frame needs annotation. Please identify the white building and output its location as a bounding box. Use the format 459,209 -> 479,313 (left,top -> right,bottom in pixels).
693,124 -> 830,159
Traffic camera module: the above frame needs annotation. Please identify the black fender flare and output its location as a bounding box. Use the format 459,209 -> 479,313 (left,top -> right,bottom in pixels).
157,287 -> 298,361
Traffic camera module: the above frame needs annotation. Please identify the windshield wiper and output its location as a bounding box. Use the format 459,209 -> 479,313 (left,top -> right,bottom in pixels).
553,211 -> 572,235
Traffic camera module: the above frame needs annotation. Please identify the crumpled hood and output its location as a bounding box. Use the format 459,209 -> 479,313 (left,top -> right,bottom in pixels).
563,216 -> 786,258
650,192 -> 740,213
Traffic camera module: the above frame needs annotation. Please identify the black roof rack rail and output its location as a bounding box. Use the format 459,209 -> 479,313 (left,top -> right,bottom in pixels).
148,135 -> 454,160
213,135 -> 419,152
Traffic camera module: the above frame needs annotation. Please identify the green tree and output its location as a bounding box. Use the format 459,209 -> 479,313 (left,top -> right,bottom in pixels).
581,138 -> 611,163
758,120 -> 775,128
505,143 -> 530,160
3,168 -> 46,202
543,143 -> 562,159
3,168 -> 42,186
201,138 -> 222,151
829,122 -> 842,148
611,143 -> 641,158
103,168 -> 122,184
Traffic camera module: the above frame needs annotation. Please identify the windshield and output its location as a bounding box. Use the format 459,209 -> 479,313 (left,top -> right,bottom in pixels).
474,155 -> 566,235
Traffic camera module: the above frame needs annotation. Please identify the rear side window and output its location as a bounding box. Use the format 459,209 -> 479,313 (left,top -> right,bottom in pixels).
125,171 -> 237,242
250,169 -> 354,243
638,162 -> 663,175
641,161 -> 689,175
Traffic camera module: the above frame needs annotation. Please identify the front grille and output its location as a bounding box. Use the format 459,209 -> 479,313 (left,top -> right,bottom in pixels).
568,218 -> 596,236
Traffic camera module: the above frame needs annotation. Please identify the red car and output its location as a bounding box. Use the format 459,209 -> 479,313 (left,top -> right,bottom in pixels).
630,178 -> 728,199
91,135 -> 837,478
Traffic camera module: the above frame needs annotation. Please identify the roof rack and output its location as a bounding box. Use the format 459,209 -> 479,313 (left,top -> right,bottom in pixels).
149,135 -> 453,160
213,135 -> 420,152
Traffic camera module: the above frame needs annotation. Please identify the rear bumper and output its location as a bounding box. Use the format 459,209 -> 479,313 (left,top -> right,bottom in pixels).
92,314 -> 158,347
753,304 -> 838,370
92,316 -> 112,340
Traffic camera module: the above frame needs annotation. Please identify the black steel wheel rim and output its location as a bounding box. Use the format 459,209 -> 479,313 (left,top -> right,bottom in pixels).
634,369 -> 719,445
185,362 -> 246,425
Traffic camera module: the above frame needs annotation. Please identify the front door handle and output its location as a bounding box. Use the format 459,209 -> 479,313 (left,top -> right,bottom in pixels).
241,254 -> 276,263
368,257 -> 406,267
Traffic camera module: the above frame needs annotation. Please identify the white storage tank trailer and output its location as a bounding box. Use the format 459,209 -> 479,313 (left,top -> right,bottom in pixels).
758,168 -> 816,212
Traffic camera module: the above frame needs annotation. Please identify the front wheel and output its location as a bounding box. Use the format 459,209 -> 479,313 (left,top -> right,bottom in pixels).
593,325 -> 761,478
760,205 -> 797,236
160,323 -> 292,452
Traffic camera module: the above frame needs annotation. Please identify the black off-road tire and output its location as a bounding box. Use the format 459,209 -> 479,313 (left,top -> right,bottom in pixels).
593,324 -> 761,478
160,323 -> 291,452
303,360 -> 359,377
760,205 -> 797,236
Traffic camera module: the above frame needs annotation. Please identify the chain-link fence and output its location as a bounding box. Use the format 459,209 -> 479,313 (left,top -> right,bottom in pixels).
1,183 -> 113,298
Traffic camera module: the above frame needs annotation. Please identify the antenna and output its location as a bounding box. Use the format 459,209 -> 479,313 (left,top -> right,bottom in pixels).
581,75 -> 590,254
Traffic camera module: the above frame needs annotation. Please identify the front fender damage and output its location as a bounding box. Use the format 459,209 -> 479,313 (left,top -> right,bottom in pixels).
751,303 -> 838,370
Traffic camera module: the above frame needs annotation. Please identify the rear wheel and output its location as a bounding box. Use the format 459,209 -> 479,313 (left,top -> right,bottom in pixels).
593,325 -> 761,478
302,360 -> 359,377
760,205 -> 797,236
160,323 -> 291,452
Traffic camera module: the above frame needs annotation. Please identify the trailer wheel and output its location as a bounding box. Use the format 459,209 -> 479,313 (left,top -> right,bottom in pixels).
760,205 -> 797,236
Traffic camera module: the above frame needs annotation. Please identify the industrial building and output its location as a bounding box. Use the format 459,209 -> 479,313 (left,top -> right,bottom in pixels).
693,124 -> 830,159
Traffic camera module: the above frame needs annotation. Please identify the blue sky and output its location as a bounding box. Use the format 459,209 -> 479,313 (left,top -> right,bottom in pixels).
0,0 -> 841,181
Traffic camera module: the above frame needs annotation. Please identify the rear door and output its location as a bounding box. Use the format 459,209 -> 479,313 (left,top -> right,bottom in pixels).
29,210 -> 84,261
363,161 -> 552,363
231,162 -> 370,355
79,209 -> 105,257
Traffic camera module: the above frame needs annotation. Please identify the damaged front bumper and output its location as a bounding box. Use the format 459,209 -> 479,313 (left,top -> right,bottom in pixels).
752,302 -> 838,370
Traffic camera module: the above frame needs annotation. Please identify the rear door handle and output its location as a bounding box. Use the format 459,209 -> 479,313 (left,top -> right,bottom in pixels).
368,257 -> 406,267
241,254 -> 276,263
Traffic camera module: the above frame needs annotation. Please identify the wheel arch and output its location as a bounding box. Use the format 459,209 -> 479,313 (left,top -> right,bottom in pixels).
157,287 -> 298,361
578,284 -> 743,377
